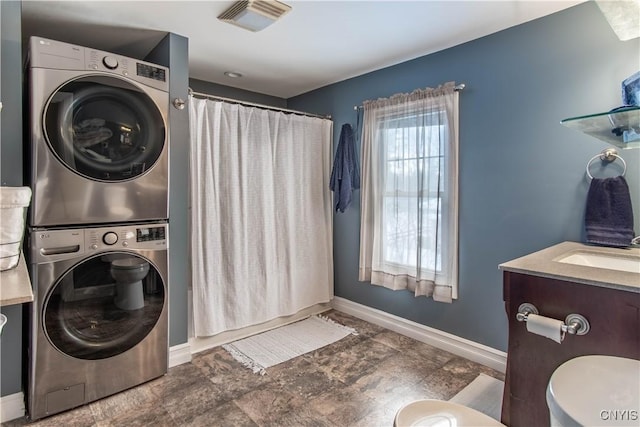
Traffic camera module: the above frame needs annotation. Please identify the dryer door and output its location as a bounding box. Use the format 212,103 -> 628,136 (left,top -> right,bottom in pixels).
43,252 -> 165,360
43,75 -> 166,182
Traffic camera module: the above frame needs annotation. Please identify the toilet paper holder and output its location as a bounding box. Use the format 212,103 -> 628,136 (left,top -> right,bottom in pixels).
516,303 -> 590,335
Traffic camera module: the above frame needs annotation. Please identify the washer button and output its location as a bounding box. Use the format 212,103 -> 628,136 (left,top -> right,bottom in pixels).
102,56 -> 118,69
103,232 -> 118,245
90,244 -> 98,250
122,241 -> 129,247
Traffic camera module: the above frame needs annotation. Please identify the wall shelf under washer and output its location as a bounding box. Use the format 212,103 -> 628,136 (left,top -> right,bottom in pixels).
0,253 -> 33,306
561,106 -> 640,149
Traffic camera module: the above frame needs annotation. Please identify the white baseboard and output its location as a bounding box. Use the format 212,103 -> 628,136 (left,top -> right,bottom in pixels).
169,342 -> 192,367
189,303 -> 332,355
0,392 -> 24,423
331,297 -> 507,373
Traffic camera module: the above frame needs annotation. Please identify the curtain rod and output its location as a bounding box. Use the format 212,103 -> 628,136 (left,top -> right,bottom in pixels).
352,83 -> 466,111
188,88 -> 332,120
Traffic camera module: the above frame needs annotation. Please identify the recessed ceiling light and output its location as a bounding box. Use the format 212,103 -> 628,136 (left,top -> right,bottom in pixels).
224,71 -> 243,78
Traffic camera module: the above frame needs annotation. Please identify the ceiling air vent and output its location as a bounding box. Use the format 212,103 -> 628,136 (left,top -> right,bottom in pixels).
218,0 -> 292,32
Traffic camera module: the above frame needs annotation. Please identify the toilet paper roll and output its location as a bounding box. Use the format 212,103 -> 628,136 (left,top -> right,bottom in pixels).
526,314 -> 565,343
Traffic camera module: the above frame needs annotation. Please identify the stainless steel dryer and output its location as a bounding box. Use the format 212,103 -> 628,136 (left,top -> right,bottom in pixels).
28,222 -> 168,420
27,37 -> 169,227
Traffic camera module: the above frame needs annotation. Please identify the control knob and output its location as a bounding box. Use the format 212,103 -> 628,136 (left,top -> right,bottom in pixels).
103,232 -> 118,245
102,56 -> 118,69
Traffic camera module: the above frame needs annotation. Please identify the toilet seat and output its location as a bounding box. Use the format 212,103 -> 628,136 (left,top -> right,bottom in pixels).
394,400 -> 505,427
547,355 -> 640,427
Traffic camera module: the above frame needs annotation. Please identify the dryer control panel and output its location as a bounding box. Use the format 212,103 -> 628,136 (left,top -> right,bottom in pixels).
29,36 -> 169,92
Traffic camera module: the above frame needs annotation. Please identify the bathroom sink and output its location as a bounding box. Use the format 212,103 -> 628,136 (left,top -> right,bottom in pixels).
556,251 -> 640,274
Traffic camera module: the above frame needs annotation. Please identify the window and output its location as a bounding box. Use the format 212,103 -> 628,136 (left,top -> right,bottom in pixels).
359,83 -> 459,302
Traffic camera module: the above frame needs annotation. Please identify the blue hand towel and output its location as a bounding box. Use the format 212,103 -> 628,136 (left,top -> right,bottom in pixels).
585,176 -> 635,247
329,124 -> 360,213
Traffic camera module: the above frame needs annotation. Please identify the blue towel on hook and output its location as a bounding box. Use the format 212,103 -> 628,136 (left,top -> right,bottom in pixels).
585,176 -> 635,247
330,123 -> 360,213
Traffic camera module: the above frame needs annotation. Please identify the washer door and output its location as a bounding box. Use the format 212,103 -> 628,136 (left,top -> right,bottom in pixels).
43,252 -> 165,360
43,75 -> 165,181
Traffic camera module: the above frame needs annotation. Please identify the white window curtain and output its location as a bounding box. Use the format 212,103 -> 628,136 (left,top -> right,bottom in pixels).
189,97 -> 334,337
359,82 -> 459,302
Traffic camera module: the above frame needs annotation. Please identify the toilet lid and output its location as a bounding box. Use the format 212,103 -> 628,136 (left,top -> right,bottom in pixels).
394,400 -> 505,427
547,355 -> 640,427
111,258 -> 148,269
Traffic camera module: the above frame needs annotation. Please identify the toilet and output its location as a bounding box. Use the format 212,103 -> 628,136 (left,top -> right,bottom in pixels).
395,355 -> 640,427
547,355 -> 640,427
394,400 -> 505,427
110,257 -> 149,311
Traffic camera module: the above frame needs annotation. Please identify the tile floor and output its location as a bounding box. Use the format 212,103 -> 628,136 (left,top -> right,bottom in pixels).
3,310 -> 504,427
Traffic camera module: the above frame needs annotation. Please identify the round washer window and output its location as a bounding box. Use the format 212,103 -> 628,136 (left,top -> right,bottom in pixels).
44,75 -> 165,182
43,253 -> 165,360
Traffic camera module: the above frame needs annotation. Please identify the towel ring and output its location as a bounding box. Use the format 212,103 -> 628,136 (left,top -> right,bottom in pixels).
586,148 -> 626,180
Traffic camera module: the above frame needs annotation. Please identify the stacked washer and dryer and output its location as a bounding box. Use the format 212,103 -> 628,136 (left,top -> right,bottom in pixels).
25,37 -> 170,420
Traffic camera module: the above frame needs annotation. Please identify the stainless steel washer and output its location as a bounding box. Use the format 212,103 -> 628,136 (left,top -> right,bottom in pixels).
28,222 -> 168,420
27,37 -> 169,227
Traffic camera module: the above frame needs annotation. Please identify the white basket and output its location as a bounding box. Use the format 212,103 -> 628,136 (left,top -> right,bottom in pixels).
0,187 -> 32,271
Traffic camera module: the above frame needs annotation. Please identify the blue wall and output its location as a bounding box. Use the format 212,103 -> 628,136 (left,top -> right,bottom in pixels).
289,2 -> 640,351
1,0 -> 24,397
145,34 -> 191,348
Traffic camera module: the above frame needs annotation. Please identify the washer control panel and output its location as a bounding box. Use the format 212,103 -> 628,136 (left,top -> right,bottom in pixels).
30,222 -> 168,263
86,224 -> 168,251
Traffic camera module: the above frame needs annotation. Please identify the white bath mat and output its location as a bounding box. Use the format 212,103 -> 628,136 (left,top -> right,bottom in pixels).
449,373 -> 504,420
222,315 -> 358,375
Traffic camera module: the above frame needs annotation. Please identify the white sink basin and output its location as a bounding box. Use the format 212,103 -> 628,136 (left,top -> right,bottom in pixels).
556,251 -> 640,274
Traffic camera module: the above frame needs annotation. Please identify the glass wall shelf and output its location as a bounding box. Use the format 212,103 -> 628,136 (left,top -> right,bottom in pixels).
561,106 -> 640,149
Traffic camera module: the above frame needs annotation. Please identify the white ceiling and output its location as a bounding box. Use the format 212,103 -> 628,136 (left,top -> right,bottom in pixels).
21,0 -> 584,99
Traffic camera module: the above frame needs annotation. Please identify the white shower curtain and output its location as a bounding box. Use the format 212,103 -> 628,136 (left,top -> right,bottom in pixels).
189,97 -> 334,337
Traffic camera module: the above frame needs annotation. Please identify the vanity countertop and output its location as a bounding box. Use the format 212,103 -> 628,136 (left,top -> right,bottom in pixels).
0,253 -> 34,306
499,241 -> 640,293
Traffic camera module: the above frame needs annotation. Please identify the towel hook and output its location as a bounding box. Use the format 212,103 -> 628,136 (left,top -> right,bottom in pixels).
586,148 -> 626,180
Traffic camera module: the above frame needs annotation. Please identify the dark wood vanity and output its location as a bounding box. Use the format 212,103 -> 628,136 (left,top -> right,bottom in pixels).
499,242 -> 640,427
